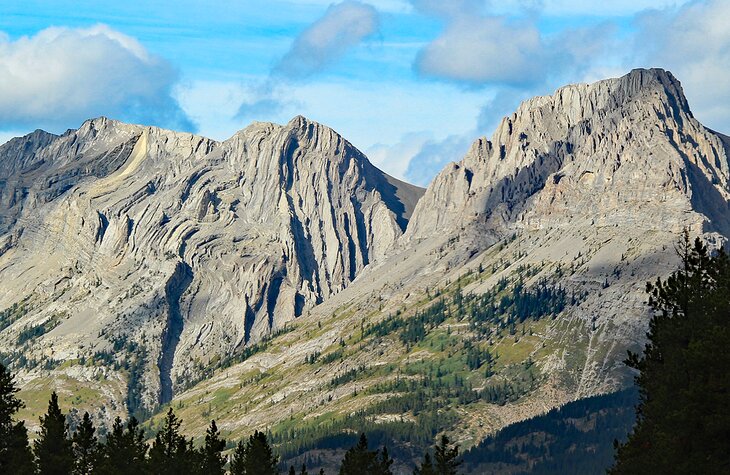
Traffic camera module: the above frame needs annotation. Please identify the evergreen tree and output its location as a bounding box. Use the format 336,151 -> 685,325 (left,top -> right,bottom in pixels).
199,420 -> 226,475
71,412 -> 98,474
289,466 -> 296,475
611,235 -> 730,473
433,435 -> 461,475
0,363 -> 34,474
34,391 -> 73,475
413,452 -> 436,475
148,408 -> 194,475
96,416 -> 148,475
241,430 -> 278,475
339,433 -> 392,475
230,440 -> 247,475
300,464 -> 309,475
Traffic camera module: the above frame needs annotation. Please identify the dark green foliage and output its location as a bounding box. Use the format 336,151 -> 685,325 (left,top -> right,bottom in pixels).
230,430 -> 278,475
0,298 -> 31,332
96,416 -> 148,475
34,391 -> 74,475
182,325 -> 293,391
148,408 -> 197,475
71,412 -> 98,474
90,336 -> 149,420
462,389 -> 637,474
16,319 -> 58,345
338,433 -> 393,475
364,278 -> 573,347
413,435 -> 461,475
433,435 -> 460,475
611,235 -> 730,473
288,465 -> 309,475
199,420 -> 226,475
0,362 -> 34,474
230,440 -> 247,475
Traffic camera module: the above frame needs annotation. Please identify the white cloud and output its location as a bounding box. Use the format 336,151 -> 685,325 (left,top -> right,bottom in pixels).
0,24 -> 193,132
367,132 -> 433,179
415,16 -> 547,86
274,1 -> 380,78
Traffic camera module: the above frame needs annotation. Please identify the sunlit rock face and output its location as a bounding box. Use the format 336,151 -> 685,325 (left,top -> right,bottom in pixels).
0,115 -> 423,408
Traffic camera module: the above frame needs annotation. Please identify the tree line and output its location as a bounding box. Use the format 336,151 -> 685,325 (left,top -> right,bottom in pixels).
0,364 -> 461,474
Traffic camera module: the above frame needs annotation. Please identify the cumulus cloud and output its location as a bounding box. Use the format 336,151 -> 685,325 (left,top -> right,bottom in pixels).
366,132 -> 433,179
274,1 -> 380,78
410,0 -> 622,87
0,24 -> 193,132
416,16 -> 547,86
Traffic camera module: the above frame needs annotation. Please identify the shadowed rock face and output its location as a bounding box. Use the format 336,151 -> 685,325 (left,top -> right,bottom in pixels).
0,115 -> 424,408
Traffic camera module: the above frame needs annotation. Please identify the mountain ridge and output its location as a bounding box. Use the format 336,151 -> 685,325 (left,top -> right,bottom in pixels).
1,68 -> 729,472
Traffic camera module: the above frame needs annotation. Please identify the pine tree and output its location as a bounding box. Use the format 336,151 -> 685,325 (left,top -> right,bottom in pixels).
339,433 -> 392,475
0,363 -> 34,474
199,420 -> 226,475
230,440 -> 247,475
242,430 -> 278,475
34,391 -> 73,475
611,235 -> 730,473
413,452 -> 436,475
433,435 -> 461,475
71,412 -> 98,474
148,408 -> 193,475
96,416 -> 148,475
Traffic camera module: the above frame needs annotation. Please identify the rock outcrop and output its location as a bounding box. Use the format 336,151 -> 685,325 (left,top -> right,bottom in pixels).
406,68 -> 730,241
398,68 -> 730,395
0,116 -> 424,407
2,68 -> 730,442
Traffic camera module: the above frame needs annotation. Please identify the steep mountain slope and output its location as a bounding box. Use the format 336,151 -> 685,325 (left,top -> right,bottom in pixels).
2,68 -> 729,473
130,69 -> 730,471
0,116 -> 423,419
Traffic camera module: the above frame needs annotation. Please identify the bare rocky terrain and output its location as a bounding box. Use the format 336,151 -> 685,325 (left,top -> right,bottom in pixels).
0,68 -> 728,465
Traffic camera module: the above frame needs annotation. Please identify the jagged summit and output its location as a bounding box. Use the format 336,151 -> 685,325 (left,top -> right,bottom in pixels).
406,68 -> 729,241
0,112 -> 424,408
2,68 -> 729,438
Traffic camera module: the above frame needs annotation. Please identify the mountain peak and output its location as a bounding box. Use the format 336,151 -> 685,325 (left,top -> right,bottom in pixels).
406,68 -> 727,241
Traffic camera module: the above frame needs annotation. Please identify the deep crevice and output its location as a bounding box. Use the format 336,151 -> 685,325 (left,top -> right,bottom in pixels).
158,261 -> 193,405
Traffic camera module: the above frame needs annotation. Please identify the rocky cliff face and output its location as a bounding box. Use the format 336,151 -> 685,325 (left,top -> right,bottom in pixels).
3,68 -> 730,447
0,116 -> 423,409
406,68 -> 730,241
399,68 -> 730,395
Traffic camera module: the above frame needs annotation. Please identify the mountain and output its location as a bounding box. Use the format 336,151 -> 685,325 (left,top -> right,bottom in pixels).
1,68 -> 728,471
0,116 -> 423,418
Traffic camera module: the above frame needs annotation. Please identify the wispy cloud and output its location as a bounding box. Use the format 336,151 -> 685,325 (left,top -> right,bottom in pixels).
274,0 -> 380,78
0,24 -> 194,132
237,1 -> 380,121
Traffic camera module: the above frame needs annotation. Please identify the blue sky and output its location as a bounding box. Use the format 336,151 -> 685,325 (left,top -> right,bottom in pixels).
1,0 -> 728,184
